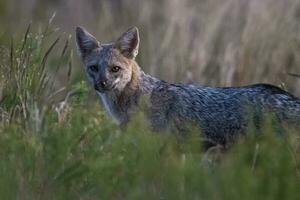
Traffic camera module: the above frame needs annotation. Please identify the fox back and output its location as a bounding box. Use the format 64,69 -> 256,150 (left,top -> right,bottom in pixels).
76,27 -> 300,147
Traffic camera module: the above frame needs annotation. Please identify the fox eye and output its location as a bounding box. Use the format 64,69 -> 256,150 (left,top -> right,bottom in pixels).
89,65 -> 98,72
111,66 -> 121,73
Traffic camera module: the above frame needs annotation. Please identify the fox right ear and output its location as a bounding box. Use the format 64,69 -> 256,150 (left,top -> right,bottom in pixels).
114,27 -> 139,59
76,27 -> 99,58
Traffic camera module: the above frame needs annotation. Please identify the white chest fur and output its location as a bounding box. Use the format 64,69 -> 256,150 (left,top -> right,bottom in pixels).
96,92 -> 127,125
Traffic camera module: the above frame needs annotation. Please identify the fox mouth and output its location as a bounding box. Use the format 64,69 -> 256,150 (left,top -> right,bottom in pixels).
95,87 -> 110,93
94,84 -> 108,93
94,84 -> 117,93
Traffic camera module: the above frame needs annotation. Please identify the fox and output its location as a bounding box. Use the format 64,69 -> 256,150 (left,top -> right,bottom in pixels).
76,26 -> 300,147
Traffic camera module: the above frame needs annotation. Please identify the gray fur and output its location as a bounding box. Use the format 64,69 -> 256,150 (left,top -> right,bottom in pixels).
76,27 -> 300,146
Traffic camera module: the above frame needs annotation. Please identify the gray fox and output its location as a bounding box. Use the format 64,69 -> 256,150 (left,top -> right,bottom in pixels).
76,26 -> 300,146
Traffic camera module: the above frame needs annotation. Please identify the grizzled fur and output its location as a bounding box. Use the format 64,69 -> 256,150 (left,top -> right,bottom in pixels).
76,26 -> 300,146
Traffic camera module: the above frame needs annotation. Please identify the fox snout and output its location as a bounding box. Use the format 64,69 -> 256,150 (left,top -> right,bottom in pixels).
94,79 -> 111,93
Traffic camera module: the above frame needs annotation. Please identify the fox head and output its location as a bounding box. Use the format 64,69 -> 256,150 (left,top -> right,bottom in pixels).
76,27 -> 140,94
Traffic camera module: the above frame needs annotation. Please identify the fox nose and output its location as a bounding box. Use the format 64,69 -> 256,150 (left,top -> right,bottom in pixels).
100,81 -> 107,88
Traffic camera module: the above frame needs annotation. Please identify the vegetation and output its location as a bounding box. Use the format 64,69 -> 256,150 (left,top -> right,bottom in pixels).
0,22 -> 299,200
0,0 -> 300,199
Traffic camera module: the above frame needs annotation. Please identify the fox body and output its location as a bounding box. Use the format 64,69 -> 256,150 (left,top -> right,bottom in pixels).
76,27 -> 300,146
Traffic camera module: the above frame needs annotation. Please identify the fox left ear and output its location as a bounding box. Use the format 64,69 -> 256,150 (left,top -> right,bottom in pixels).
114,27 -> 139,59
76,26 -> 100,58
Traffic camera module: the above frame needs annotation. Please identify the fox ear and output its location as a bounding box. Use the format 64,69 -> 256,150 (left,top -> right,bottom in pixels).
114,27 -> 139,59
76,26 -> 99,57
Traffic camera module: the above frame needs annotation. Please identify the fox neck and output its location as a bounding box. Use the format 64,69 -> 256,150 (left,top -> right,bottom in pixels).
98,61 -> 160,125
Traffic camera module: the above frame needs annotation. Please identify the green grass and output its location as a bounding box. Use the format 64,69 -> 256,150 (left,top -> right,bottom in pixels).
0,23 -> 300,200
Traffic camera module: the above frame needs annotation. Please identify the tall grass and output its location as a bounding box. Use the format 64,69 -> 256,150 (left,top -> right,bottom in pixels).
0,18 -> 73,127
0,1 -> 300,199
2,0 -> 300,94
0,22 -> 299,200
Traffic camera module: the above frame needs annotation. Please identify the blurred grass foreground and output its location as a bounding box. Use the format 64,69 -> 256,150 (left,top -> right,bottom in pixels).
0,0 -> 300,199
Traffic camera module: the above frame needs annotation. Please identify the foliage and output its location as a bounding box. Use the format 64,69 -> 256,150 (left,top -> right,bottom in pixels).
0,100 -> 300,199
0,12 -> 300,200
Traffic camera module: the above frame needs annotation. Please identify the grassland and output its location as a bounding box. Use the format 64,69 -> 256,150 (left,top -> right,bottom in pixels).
0,21 -> 299,200
1,0 -> 300,199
